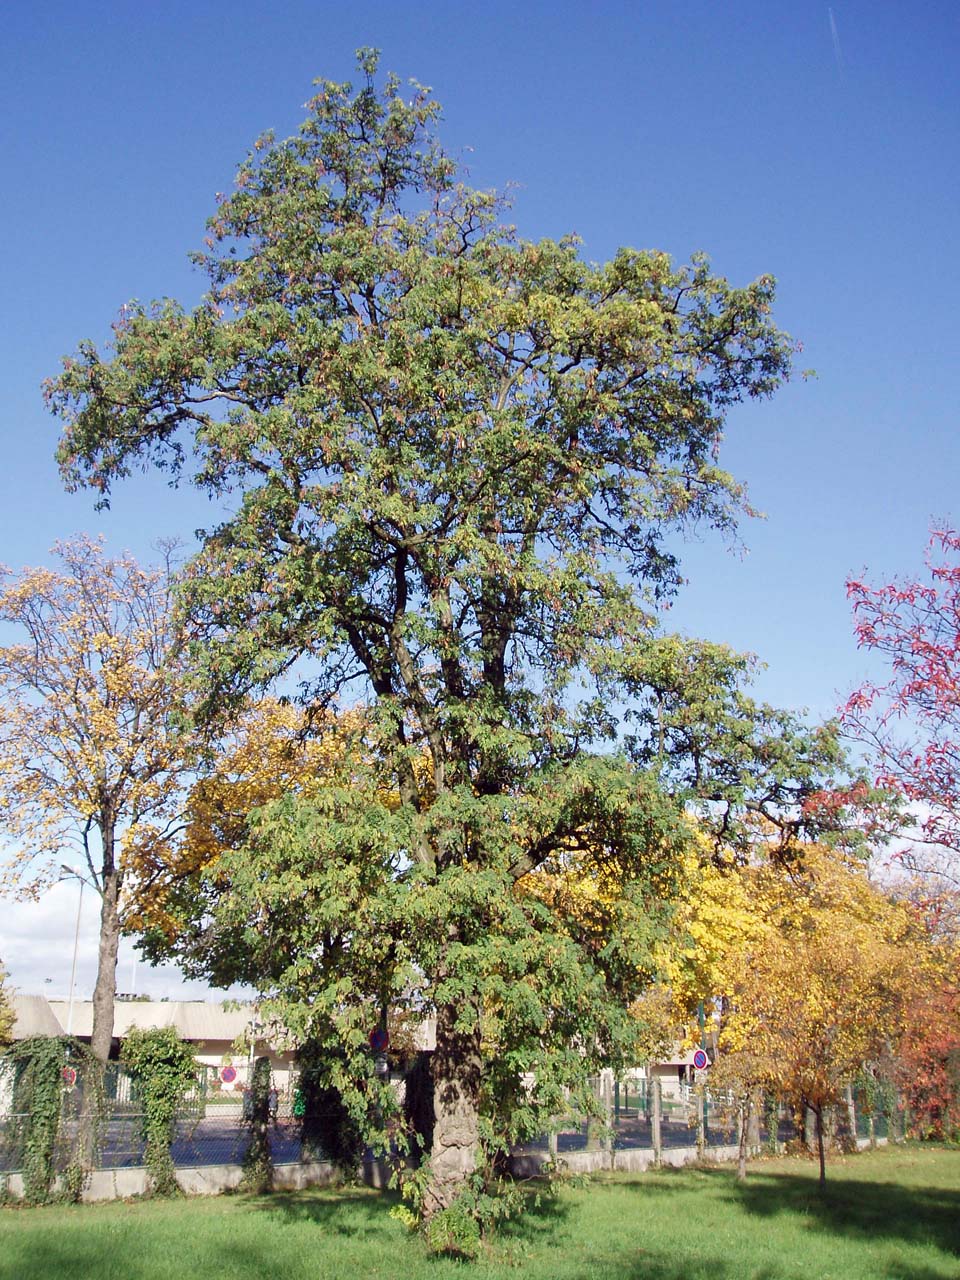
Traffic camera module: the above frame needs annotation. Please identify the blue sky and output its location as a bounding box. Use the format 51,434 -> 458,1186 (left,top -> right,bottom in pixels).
1,1 -> 957,998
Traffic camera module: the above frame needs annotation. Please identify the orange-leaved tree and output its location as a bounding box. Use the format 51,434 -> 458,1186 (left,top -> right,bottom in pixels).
715,844 -> 921,1186
0,537 -> 194,1061
125,697 -> 376,979
893,889 -> 960,1140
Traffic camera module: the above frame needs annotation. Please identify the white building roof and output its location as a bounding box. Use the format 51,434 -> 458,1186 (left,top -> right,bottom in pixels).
47,1000 -> 257,1043
10,994 -> 65,1039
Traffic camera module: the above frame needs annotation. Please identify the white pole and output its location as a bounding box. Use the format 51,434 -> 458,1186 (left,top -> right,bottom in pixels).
66,878 -> 84,1035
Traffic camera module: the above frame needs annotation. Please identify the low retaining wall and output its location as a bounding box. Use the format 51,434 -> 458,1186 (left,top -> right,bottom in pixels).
2,1137 -> 890,1203
2,1156 -> 395,1203
510,1135 -> 889,1179
509,1144 -> 740,1177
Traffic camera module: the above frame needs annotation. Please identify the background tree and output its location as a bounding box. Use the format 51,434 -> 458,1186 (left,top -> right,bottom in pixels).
844,528 -> 960,888
652,832 -> 767,1029
46,53 -> 794,1217
895,921 -> 960,1141
715,845 -> 919,1187
0,538 -> 193,1062
124,696 -> 371,961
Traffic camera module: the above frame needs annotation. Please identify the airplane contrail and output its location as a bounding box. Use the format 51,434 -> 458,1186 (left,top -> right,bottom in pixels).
828,7 -> 845,76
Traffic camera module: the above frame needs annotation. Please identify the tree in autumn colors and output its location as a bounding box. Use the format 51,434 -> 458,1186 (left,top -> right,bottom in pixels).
898,985 -> 960,1140
844,528 -> 960,889
45,52 -> 797,1219
714,844 -> 920,1187
126,697 -> 374,974
894,899 -> 960,1140
0,538 -> 193,1063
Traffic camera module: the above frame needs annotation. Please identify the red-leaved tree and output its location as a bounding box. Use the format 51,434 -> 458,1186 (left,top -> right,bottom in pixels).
844,529 -> 960,888
897,958 -> 960,1140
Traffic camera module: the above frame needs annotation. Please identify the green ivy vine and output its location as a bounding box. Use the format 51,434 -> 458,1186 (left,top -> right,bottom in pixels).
1,1035 -> 105,1204
854,1067 -> 898,1120
120,1026 -> 197,1197
295,1040 -> 368,1172
240,1055 -> 275,1193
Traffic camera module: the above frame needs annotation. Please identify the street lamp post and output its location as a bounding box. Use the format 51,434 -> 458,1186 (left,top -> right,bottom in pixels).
60,864 -> 85,1036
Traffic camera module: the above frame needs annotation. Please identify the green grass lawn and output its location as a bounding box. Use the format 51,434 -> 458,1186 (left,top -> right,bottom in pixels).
2,1145 -> 958,1280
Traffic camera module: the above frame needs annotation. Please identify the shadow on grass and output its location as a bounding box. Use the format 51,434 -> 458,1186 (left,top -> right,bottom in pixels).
5,1182 -> 958,1280
247,1183 -> 402,1236
620,1162 -> 960,1262
732,1170 -> 960,1257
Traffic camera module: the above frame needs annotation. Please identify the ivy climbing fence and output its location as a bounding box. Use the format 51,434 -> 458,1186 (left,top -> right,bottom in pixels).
0,1057 -> 314,1180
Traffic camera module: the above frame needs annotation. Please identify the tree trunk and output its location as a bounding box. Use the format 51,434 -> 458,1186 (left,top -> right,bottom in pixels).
81,830 -> 121,1169
814,1105 -> 826,1190
747,1090 -> 761,1153
90,829 -> 121,1064
737,1093 -> 752,1181
422,1002 -> 482,1219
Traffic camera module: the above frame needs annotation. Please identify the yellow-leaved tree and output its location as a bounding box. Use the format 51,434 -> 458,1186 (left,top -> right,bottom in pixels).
712,844 -> 922,1186
653,835 -> 767,1028
0,537 -> 194,1061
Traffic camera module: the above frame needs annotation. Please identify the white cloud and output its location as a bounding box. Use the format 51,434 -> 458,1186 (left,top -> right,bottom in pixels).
0,881 -> 249,1003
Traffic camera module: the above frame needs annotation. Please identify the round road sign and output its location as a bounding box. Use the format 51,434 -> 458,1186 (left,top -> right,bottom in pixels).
61,1066 -> 77,1086
220,1065 -> 237,1084
692,1049 -> 709,1071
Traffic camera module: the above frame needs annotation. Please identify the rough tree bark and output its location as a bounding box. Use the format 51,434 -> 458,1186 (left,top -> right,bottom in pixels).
423,1004 -> 482,1218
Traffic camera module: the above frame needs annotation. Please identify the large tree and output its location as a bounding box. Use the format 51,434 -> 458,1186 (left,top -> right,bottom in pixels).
0,537 -> 193,1062
46,52 -> 795,1215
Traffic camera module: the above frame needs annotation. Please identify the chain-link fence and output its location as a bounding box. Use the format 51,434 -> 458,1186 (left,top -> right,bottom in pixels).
512,1075 -> 914,1162
0,1058 -> 316,1176
0,1057 -> 909,1180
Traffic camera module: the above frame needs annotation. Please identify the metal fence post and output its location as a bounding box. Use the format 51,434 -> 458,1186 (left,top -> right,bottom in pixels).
585,1075 -> 601,1151
652,1076 -> 662,1167
601,1071 -> 615,1169
845,1085 -> 857,1146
